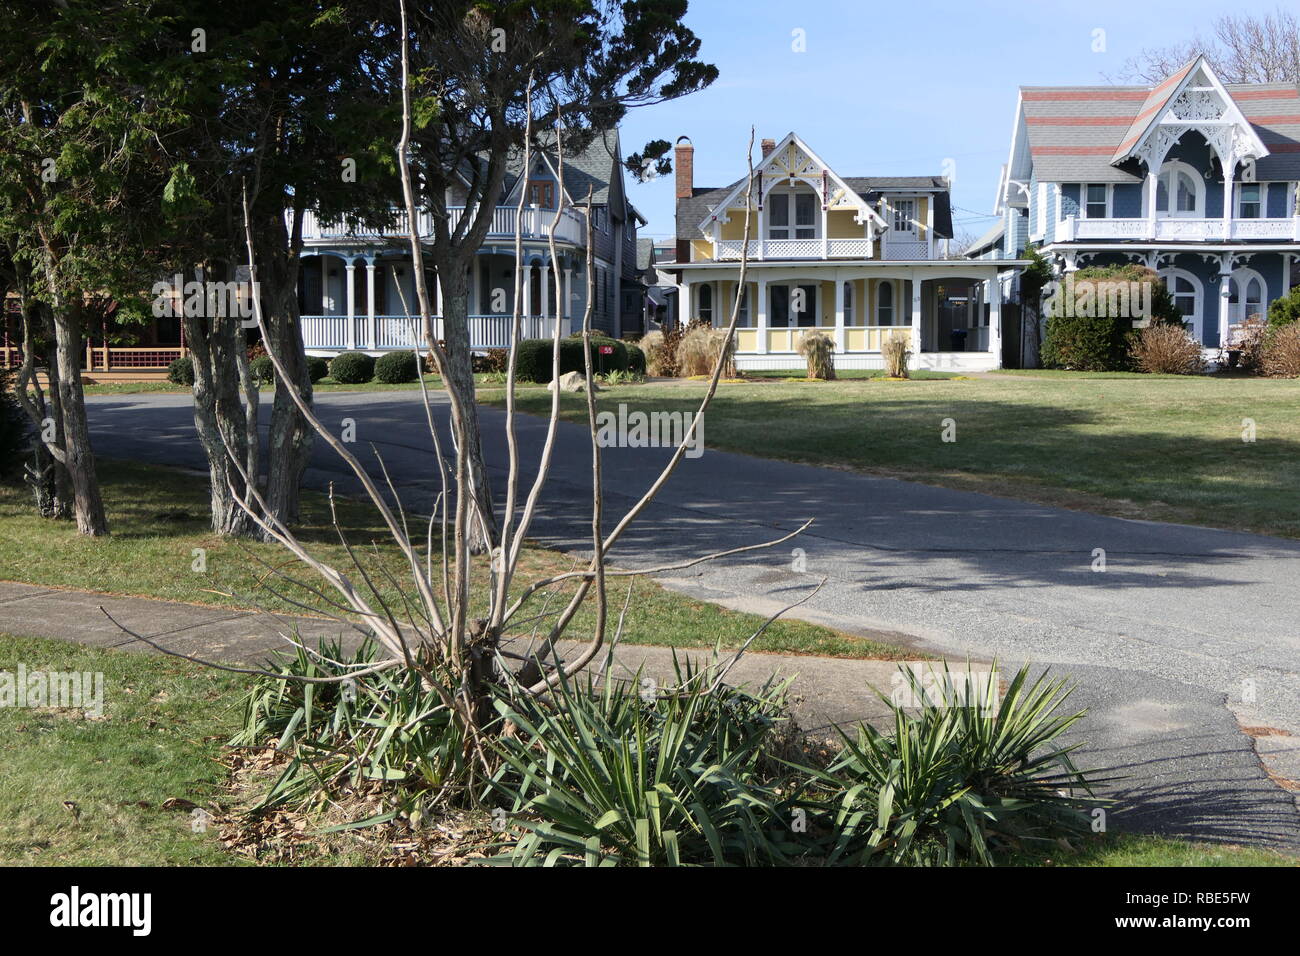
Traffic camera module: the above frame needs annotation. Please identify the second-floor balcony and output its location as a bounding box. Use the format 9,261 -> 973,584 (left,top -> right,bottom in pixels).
710,233 -> 934,261
1059,216 -> 1300,243
299,204 -> 588,247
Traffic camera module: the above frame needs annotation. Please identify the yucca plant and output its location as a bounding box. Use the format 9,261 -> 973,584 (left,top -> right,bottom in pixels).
487,658 -> 800,866
798,329 -> 836,380
801,662 -> 1110,866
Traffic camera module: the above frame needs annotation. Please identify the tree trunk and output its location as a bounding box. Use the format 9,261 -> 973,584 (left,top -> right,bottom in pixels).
51,301 -> 108,535
185,305 -> 257,537
258,213 -> 313,532
438,261 -> 496,551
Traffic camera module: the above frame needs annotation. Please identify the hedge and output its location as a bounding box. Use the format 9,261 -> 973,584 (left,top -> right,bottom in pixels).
167,355 -> 195,386
515,335 -> 629,382
249,354 -> 275,385
626,343 -> 646,375
307,356 -> 329,383
374,350 -> 420,384
329,351 -> 375,384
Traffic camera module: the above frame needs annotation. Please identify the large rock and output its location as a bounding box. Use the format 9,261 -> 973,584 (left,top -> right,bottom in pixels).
547,370 -> 600,393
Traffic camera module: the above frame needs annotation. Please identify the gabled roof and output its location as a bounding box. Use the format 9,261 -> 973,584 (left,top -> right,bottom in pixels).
502,129 -> 624,207
962,221 -> 1005,258
1016,57 -> 1300,183
693,132 -> 887,235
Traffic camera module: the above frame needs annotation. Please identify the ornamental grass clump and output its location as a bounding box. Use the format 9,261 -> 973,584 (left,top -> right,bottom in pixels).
798,329 -> 836,380
1130,324 -> 1205,375
1262,322 -> 1300,378
881,331 -> 910,379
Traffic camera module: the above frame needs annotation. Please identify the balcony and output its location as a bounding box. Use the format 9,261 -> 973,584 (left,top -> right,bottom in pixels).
1058,216 -> 1300,243
299,205 -> 588,247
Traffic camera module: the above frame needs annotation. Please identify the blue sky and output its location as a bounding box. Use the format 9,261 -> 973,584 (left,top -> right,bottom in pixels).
618,0 -> 1287,243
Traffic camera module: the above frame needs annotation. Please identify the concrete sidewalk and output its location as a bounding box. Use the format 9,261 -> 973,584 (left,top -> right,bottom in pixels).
0,580 -> 902,736
3,578 -> 1297,852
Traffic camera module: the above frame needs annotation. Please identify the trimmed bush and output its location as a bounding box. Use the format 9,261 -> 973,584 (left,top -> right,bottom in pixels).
798,330 -> 836,380
626,343 -> 646,375
1266,285 -> 1300,330
374,350 -> 419,384
1130,324 -> 1205,375
249,354 -> 275,385
167,355 -> 195,386
306,356 -> 329,383
514,336 -> 628,383
329,350 -> 375,384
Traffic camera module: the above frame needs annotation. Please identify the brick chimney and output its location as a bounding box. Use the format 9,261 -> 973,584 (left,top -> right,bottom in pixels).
674,136 -> 694,199
760,138 -> 776,157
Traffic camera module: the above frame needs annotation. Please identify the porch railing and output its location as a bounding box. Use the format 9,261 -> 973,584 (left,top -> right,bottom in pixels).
299,205 -> 588,246
1059,215 -> 1300,242
301,314 -> 560,352
732,325 -> 914,353
84,346 -> 186,370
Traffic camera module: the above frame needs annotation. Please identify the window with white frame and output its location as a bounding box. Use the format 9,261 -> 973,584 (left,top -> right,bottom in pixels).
737,286 -> 750,327
876,280 -> 895,325
1237,183 -> 1263,219
1156,162 -> 1204,217
843,282 -> 854,325
1084,184 -> 1108,218
892,199 -> 916,234
1160,269 -> 1202,337
770,283 -> 818,327
697,283 -> 712,323
1229,269 -> 1265,325
767,187 -> 819,240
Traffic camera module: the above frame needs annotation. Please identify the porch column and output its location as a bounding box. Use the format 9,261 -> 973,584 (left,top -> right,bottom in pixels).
1284,254 -> 1293,297
564,264 -> 574,334
680,279 -> 693,326
1222,162 -> 1233,241
435,271 -> 444,317
988,274 -> 1003,369
755,277 -> 768,354
471,255 -> 481,314
344,260 -> 356,349
909,273 -> 922,358
833,274 -> 845,352
1144,166 -> 1158,239
540,261 -> 551,328
522,262 -> 533,318
365,259 -> 377,350
1218,260 -> 1233,347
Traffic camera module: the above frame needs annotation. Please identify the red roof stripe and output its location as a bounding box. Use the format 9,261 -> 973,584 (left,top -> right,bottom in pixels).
1025,116 -> 1132,126
1022,90 -> 1148,101
1233,88 -> 1300,100
1030,146 -> 1119,155
1269,143 -> 1300,152
1248,115 -> 1300,124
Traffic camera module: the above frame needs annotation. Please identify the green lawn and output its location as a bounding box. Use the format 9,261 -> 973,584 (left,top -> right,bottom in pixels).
0,459 -> 903,660
3,632 -> 1290,867
488,371 -> 1300,538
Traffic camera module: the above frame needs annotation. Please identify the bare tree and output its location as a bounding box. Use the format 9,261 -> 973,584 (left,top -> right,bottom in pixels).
1111,8 -> 1300,84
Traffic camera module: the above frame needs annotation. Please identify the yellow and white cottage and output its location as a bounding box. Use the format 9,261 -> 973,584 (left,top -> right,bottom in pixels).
671,132 -> 1025,370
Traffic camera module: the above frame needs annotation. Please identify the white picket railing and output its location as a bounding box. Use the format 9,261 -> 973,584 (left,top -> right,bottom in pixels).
1060,216 -> 1300,242
298,205 -> 587,246
301,314 -> 561,351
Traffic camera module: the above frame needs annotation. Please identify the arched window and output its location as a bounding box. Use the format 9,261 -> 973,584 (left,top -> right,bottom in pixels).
876,280 -> 895,325
1160,269 -> 1203,340
1230,268 -> 1266,326
698,284 -> 713,324
1155,161 -> 1204,217
843,282 -> 854,325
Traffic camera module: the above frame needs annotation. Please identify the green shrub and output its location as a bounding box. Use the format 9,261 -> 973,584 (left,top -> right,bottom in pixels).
249,354 -> 275,385
167,355 -> 194,386
1266,285 -> 1300,330
804,663 -> 1106,866
514,336 -> 629,383
0,365 -> 30,478
306,356 -> 329,383
626,343 -> 646,375
329,350 -> 375,384
1041,265 -> 1182,371
374,350 -> 419,384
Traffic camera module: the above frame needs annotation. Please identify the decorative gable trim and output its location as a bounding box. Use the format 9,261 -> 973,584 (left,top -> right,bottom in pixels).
695,132 -> 886,234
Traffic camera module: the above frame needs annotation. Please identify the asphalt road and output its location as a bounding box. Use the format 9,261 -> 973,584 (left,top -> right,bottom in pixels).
85,389 -> 1300,850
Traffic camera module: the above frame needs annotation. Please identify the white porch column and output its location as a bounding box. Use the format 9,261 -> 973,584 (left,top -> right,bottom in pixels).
833,274 -> 845,352
1284,254 -> 1293,297
680,280 -> 693,325
1145,167 -> 1158,239
756,277 -> 768,354
522,262 -> 533,319
909,272 -> 922,359
988,274 -> 1003,369
1218,260 -> 1233,347
1222,162 -> 1234,241
365,259 -> 377,350
540,261 -> 551,326
344,261 -> 356,349
564,265 -> 574,334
